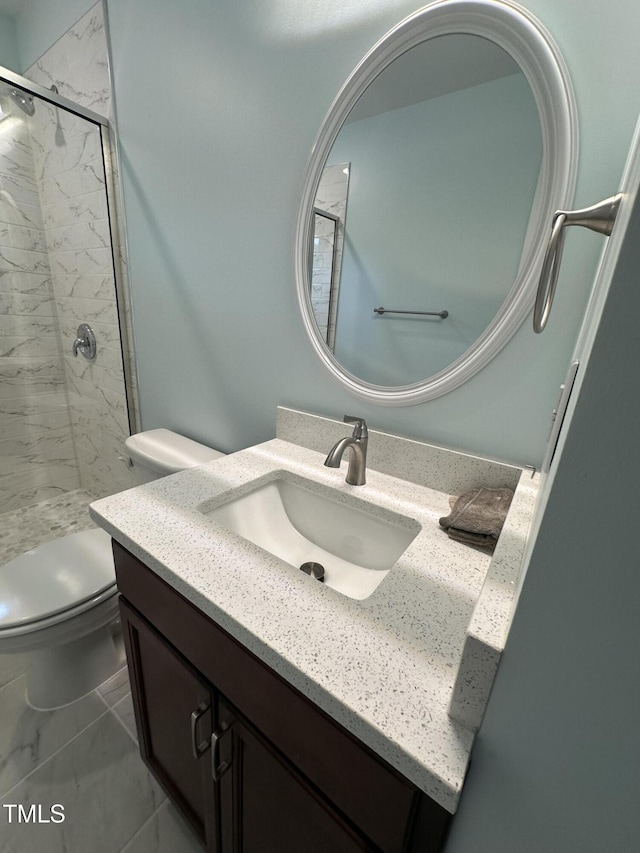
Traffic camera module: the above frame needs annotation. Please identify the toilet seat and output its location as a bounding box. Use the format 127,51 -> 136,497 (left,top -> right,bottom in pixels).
0,528 -> 116,637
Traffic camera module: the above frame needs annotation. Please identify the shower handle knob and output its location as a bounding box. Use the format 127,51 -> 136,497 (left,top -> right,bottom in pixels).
72,323 -> 97,360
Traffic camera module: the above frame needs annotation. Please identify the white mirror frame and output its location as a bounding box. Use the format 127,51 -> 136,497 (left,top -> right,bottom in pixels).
295,0 -> 578,406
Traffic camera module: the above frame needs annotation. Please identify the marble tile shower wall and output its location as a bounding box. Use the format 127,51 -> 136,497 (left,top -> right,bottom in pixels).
27,104 -> 132,499
25,3 -> 112,116
0,108 -> 79,512
24,2 -> 137,500
311,214 -> 334,343
313,163 -> 349,351
24,2 -> 143,436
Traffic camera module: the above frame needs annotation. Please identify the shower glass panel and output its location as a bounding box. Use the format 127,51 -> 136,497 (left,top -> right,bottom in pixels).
309,162 -> 350,352
0,72 -> 135,558
311,209 -> 338,348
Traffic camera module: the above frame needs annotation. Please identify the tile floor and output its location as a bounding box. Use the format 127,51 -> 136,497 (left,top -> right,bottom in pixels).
0,493 -> 203,852
0,490 -> 97,566
0,659 -> 204,852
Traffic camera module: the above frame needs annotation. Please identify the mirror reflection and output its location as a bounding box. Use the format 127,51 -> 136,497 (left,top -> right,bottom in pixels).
310,163 -> 350,349
308,33 -> 542,387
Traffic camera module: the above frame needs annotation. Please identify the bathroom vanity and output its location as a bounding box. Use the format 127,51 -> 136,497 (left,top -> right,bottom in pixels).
91,408 -> 538,852
115,542 -> 449,851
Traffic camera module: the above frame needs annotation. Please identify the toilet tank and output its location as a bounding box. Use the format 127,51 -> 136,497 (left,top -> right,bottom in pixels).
125,429 -> 225,484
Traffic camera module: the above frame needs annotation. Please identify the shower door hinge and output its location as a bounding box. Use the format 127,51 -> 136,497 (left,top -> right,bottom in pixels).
542,360 -> 579,473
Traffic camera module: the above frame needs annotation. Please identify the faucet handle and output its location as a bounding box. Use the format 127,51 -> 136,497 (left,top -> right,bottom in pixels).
343,415 -> 368,440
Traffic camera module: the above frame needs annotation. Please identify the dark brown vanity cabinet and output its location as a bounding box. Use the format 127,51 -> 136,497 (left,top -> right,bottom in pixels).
121,599 -> 367,851
120,599 -> 219,846
114,541 -> 452,853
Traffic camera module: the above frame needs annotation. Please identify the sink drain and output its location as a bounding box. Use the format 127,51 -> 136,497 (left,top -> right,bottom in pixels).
299,562 -> 325,582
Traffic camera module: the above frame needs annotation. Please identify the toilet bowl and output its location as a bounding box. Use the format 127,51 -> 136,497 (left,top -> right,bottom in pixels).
0,528 -> 121,709
0,429 -> 225,710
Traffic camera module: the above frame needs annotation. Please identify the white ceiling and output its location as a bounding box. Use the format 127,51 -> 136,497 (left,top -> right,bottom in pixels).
347,33 -> 521,123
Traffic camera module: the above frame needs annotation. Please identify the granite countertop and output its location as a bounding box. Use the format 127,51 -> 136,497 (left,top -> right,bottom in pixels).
91,432 -> 531,813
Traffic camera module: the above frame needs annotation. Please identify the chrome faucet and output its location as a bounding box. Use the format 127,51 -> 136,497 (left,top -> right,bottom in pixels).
324,416 -> 368,485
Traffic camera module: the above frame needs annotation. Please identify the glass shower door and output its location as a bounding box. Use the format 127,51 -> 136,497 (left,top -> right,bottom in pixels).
0,72 -> 135,562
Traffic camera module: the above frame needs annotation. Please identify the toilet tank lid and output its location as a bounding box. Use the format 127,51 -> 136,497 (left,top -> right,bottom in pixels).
125,428 -> 225,474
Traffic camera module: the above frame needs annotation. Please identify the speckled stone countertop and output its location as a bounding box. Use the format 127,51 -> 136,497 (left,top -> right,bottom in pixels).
91,417 -> 535,814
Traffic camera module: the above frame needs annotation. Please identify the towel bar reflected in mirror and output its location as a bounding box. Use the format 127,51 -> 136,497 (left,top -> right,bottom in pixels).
373,307 -> 449,319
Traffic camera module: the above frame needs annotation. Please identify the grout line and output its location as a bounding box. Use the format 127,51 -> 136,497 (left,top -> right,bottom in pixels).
0,700 -> 112,801
110,689 -> 132,711
109,694 -> 137,746
0,671 -> 27,694
95,687 -> 111,711
116,798 -> 169,853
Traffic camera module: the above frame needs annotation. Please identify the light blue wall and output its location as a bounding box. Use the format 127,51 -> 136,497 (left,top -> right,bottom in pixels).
4,0 -> 640,465
0,10 -> 19,71
7,3 -> 640,847
445,157 -> 640,853
329,72 -> 541,385
103,0 -> 640,467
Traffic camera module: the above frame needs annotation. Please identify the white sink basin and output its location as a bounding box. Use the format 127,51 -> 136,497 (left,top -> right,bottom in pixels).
201,475 -> 420,600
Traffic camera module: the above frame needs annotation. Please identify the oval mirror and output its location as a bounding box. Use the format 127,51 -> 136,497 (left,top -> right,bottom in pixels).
295,0 -> 577,405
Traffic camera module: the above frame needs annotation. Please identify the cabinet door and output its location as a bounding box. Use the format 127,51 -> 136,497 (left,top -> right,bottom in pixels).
121,599 -> 219,851
216,698 -> 372,853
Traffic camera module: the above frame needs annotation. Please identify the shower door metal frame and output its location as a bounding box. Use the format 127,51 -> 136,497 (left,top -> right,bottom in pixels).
0,62 -> 139,435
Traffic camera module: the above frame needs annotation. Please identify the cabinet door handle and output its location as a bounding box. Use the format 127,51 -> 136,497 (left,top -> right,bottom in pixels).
190,702 -> 211,759
211,723 -> 232,781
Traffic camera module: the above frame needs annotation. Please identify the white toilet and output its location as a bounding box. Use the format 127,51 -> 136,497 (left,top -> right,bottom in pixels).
0,429 -> 224,710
